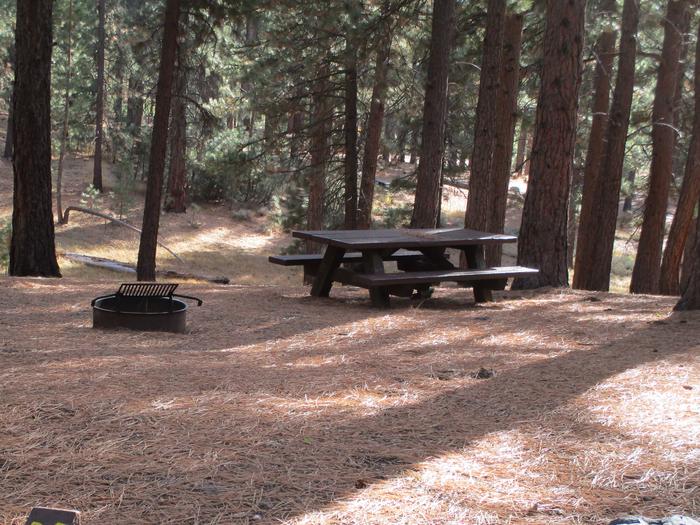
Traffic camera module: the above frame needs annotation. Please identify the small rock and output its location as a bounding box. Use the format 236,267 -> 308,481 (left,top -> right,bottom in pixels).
609,516 -> 700,525
473,367 -> 495,379
585,296 -> 602,302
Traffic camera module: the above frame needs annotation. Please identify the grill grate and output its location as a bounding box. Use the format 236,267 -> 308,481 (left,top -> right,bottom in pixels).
116,283 -> 179,298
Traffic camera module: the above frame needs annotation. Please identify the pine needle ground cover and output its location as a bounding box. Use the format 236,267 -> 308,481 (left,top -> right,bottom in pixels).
1,281 -> 698,524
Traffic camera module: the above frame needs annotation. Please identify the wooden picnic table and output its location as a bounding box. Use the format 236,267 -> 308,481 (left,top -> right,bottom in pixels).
286,227 -> 538,308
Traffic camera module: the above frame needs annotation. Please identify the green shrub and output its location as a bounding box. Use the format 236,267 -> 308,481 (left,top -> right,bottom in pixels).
0,219 -> 11,272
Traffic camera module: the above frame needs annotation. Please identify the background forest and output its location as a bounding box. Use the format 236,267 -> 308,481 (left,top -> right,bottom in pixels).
1,0 -> 699,298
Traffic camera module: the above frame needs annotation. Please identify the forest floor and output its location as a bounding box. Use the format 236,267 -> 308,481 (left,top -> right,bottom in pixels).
1,119 -> 698,524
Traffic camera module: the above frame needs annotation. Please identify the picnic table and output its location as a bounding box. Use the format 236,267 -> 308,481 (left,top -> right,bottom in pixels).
270,227 -> 538,308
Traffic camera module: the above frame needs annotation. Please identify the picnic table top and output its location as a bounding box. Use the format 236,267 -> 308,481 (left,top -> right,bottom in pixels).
292,227 -> 517,250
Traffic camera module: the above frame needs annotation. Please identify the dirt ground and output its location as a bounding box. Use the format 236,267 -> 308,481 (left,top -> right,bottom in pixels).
1,119 -> 698,524
0,280 -> 698,524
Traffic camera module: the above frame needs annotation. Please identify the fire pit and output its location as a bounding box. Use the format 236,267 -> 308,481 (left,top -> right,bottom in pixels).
92,283 -> 202,333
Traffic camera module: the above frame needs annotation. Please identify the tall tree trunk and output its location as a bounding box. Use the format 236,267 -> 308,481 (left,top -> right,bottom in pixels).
680,213 -> 698,292
486,11 -> 522,266
3,43 -> 14,159
306,68 -> 330,253
659,22 -> 700,295
631,0 -> 688,294
10,0 -> 60,277
675,212 -> 700,309
343,41 -> 359,229
93,0 -> 105,192
569,0 -> 639,290
464,0 -> 506,233
572,29 -> 617,288
165,59 -> 187,213
411,0 -> 456,228
136,0 -> 181,281
512,0 -> 586,290
56,0 -> 73,225
357,23 -> 392,229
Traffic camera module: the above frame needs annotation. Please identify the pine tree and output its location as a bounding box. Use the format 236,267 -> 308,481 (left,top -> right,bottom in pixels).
136,0 -> 181,281
411,0 -> 456,228
10,0 -> 60,277
631,0 -> 689,294
512,0 -> 586,289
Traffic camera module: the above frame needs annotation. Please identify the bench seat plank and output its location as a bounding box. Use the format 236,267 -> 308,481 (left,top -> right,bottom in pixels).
269,249 -> 431,266
351,266 -> 538,287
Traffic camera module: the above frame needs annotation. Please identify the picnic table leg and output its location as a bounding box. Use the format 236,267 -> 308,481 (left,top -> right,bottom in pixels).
310,246 -> 346,297
363,251 -> 391,308
418,247 -> 455,270
462,245 -> 493,303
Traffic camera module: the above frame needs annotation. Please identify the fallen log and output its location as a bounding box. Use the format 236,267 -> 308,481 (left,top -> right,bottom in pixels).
63,253 -> 230,284
61,206 -> 184,263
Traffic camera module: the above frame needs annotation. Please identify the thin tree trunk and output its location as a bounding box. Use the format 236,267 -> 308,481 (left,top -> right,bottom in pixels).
358,23 -> 392,229
572,29 -> 617,288
676,210 -> 700,309
3,43 -> 14,159
165,59 -> 187,213
93,0 -> 105,191
486,11 -> 522,266
680,213 -> 698,292
306,67 -> 330,253
10,0 -> 60,277
631,0 -> 688,294
343,40 -> 359,229
465,0 -> 506,233
514,118 -> 528,175
623,169 -> 636,212
659,22 -> 700,295
56,0 -> 73,225
136,0 -> 181,281
512,0 -> 586,289
567,168 -> 583,268
411,0 -> 456,228
569,0 -> 639,291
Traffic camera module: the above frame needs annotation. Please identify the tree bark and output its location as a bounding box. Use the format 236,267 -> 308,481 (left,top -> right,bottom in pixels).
486,11 -> 522,266
680,214 -> 698,292
569,0 -> 639,290
126,76 -> 144,136
659,22 -> 700,295
93,0 -> 105,192
512,0 -> 586,289
358,23 -> 392,229
165,59 -> 187,213
464,0 -> 506,234
343,40 -> 359,229
10,0 -> 60,277
411,0 -> 456,228
56,0 -> 73,225
3,43 -> 14,159
631,0 -> 688,294
675,213 -> 700,309
306,67 -> 330,253
136,0 -> 181,281
572,29 -> 617,288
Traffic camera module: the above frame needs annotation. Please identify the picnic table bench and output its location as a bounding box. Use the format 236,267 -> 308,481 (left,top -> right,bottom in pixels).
270,227 -> 538,308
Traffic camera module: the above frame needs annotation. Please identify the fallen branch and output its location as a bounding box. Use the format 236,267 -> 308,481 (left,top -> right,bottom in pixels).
61,206 -> 184,263
63,253 -> 230,284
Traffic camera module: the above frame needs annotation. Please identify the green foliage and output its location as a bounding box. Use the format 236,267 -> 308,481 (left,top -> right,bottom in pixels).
381,202 -> 413,228
192,128 -> 279,205
80,184 -> 103,209
0,219 -> 10,272
108,162 -> 136,220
